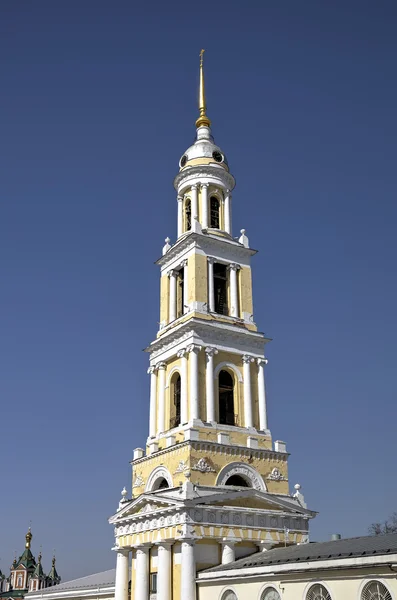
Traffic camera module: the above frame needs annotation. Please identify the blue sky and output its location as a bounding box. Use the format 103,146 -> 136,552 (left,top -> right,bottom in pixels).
1,0 -> 396,581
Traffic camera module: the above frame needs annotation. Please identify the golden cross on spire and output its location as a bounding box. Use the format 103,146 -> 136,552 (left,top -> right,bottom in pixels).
196,49 -> 211,128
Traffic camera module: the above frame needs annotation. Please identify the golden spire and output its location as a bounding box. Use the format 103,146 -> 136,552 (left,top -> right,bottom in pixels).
195,49 -> 211,128
25,527 -> 32,549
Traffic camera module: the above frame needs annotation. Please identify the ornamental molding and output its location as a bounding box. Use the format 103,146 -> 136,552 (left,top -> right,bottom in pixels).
173,165 -> 235,192
217,462 -> 267,492
191,458 -> 216,473
267,468 -> 288,482
132,475 -> 144,488
174,460 -> 189,474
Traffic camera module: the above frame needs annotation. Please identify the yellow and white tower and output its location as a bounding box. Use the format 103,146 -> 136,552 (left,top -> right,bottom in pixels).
109,52 -> 316,600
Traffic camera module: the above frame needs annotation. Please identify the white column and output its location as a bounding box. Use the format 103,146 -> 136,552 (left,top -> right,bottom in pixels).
201,184 -> 209,229
157,362 -> 167,434
257,358 -> 268,431
187,344 -> 201,421
181,540 -> 196,600
168,270 -> 178,322
229,263 -> 240,318
134,546 -> 149,600
114,550 -> 129,600
177,195 -> 183,238
224,190 -> 232,234
157,543 -> 172,600
242,355 -> 254,428
208,257 -> 215,312
182,259 -> 189,314
191,184 -> 199,222
221,540 -> 235,564
177,348 -> 188,424
205,347 -> 218,422
148,366 -> 157,438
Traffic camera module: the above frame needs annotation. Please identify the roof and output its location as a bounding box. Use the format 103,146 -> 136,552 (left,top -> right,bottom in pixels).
15,548 -> 36,571
26,570 -> 116,596
203,533 -> 397,573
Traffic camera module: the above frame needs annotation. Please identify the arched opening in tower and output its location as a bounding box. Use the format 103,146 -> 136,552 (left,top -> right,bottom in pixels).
171,374 -> 181,428
210,196 -> 220,228
185,198 -> 191,231
153,477 -> 169,490
224,474 -> 250,487
219,370 -> 235,425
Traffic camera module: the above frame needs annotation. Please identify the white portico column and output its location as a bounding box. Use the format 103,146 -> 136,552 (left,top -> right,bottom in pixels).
177,195 -> 183,238
157,362 -> 167,434
257,358 -> 268,431
191,184 -> 199,222
242,355 -> 254,428
221,540 -> 236,564
201,183 -> 209,229
205,347 -> 218,422
224,190 -> 232,234
148,366 -> 157,438
177,348 -> 188,424
182,259 -> 189,314
168,269 -> 178,322
114,549 -> 129,600
229,263 -> 240,318
187,344 -> 201,421
181,540 -> 196,600
208,257 -> 215,312
134,546 -> 150,600
157,542 -> 172,600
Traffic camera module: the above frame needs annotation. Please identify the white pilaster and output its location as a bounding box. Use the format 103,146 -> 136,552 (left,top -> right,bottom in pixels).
257,358 -> 268,431
181,540 -> 196,600
201,183 -> 209,229
177,348 -> 188,424
221,541 -> 235,564
148,366 -> 157,438
157,362 -> 167,434
224,190 -> 232,234
187,344 -> 201,420
208,257 -> 215,312
182,259 -> 188,314
157,543 -> 172,600
191,184 -> 198,222
134,546 -> 149,600
242,355 -> 254,428
114,550 -> 129,600
205,347 -> 218,422
229,263 -> 240,318
177,195 -> 183,238
168,269 -> 178,322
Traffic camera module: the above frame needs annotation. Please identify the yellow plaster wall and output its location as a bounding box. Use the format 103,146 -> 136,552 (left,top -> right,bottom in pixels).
159,274 -> 169,325
239,266 -> 254,316
187,252 -> 208,305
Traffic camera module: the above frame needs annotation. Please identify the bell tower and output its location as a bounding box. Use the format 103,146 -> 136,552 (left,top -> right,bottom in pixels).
110,52 -> 315,600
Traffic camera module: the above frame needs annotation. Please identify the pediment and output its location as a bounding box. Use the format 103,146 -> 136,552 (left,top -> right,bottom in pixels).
109,492 -> 181,523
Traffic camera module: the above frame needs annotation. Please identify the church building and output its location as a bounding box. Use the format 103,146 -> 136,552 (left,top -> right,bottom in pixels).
0,529 -> 60,600
109,51 -> 316,600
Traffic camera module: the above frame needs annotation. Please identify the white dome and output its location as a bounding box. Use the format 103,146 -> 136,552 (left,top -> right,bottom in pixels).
179,126 -> 228,170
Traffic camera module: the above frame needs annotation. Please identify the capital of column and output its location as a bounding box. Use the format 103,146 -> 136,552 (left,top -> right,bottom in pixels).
147,366 -> 157,375
187,344 -> 202,354
205,346 -> 218,358
191,183 -> 199,190
135,544 -> 151,555
228,262 -> 240,272
242,354 -> 255,364
180,259 -> 188,268
156,541 -> 173,549
177,195 -> 183,203
168,269 -> 179,279
177,348 -> 188,359
257,357 -> 268,366
180,538 -> 196,547
157,362 -> 167,370
207,256 -> 215,264
201,183 -> 209,189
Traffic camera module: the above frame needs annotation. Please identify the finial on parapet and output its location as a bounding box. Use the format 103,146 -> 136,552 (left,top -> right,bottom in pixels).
118,487 -> 128,510
239,229 -> 249,248
293,483 -> 307,509
162,237 -> 171,255
196,50 -> 211,128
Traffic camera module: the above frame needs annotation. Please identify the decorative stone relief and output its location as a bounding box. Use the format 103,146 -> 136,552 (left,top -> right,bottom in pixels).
221,513 -> 229,524
233,514 -> 242,525
267,468 -> 287,481
191,458 -> 216,473
246,515 -> 254,526
208,512 -> 216,523
174,460 -> 189,473
132,474 -> 144,488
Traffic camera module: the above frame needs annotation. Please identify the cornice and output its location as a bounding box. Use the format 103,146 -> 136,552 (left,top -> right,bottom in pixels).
173,165 -> 235,192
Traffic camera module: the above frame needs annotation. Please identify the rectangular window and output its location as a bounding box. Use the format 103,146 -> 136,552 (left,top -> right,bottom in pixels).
17,576 -> 23,587
214,263 -> 228,315
149,573 -> 157,594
